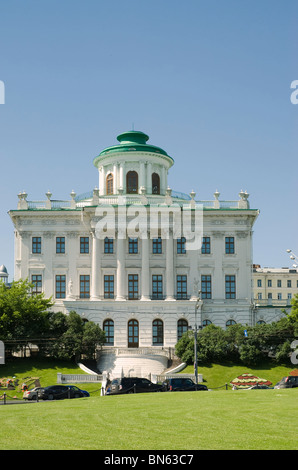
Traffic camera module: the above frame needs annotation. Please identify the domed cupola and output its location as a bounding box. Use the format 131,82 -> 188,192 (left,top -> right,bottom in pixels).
0,265 -> 9,285
93,130 -> 174,196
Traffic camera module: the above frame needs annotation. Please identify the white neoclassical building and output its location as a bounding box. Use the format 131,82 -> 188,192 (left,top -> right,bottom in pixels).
9,130 -> 262,373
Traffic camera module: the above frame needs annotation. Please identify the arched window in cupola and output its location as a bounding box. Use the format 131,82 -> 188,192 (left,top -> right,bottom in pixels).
152,173 -> 160,195
106,173 -> 113,195
126,171 -> 138,194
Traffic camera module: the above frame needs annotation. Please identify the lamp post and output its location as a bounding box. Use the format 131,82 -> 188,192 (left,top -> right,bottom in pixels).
194,291 -> 203,386
286,249 -> 298,266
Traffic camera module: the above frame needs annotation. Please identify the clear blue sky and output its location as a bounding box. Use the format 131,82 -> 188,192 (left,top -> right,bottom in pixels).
0,0 -> 297,280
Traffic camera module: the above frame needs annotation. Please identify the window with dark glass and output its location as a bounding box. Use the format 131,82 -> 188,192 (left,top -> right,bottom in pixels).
201,275 -> 212,299
103,319 -> 114,345
80,237 -> 89,254
126,171 -> 138,194
56,237 -> 65,254
32,237 -> 41,254
225,237 -> 235,254
201,237 -> 211,254
152,319 -> 163,345
104,237 -> 114,254
106,173 -> 113,195
225,275 -> 236,299
129,238 -> 138,254
176,275 -> 187,299
202,319 -> 212,327
104,275 -> 114,299
128,319 -> 139,348
177,237 -> 186,254
80,275 -> 90,298
153,237 -> 162,254
55,275 -> 66,299
152,173 -> 160,195
152,275 -> 163,299
128,274 -> 139,299
177,319 -> 188,341
31,275 -> 42,294
226,319 -> 236,327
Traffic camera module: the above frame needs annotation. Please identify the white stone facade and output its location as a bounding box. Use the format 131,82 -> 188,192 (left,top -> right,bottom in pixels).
9,130 -> 260,351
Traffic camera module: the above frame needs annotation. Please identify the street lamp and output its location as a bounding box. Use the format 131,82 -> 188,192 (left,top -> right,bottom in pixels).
194,291 -> 203,386
286,249 -> 298,267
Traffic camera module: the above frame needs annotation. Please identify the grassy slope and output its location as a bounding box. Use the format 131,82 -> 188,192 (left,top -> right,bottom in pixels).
0,358 -> 297,450
0,389 -> 297,450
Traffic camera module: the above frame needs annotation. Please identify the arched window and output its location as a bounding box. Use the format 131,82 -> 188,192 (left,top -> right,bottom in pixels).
177,319 -> 188,341
103,319 -> 114,345
152,173 -> 160,195
226,319 -> 236,327
106,173 -> 113,195
128,319 -> 139,348
126,171 -> 138,194
152,319 -> 163,346
202,319 -> 212,328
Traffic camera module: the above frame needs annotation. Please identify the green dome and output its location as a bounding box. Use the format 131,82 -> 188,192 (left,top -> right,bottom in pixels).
93,130 -> 174,166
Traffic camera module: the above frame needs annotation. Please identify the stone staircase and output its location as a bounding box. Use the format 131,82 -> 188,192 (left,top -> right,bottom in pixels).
97,347 -> 175,379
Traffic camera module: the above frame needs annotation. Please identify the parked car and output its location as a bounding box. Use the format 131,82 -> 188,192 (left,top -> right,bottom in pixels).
37,385 -> 86,400
106,377 -> 165,395
23,387 -> 43,400
274,376 -> 298,389
68,385 -> 90,397
163,377 -> 208,392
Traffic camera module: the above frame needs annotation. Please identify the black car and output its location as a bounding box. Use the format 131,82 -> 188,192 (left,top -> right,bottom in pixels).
37,385 -> 86,400
274,376 -> 298,389
163,377 -> 208,392
106,377 -> 165,395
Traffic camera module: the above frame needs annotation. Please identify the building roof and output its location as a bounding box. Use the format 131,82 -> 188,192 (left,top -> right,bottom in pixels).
0,265 -> 8,275
93,130 -> 174,166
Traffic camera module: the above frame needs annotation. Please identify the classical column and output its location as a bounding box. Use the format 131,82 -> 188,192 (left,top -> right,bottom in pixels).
165,230 -> 175,301
146,161 -> 152,195
119,162 -> 126,192
116,235 -> 126,300
113,163 -> 118,195
140,234 -> 150,301
140,161 -> 145,193
91,230 -> 101,300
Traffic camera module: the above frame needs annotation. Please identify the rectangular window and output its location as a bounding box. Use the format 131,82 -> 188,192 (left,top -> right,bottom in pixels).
153,237 -> 162,254
287,280 -> 292,288
32,237 -> 41,254
177,237 -> 186,254
56,237 -> 65,254
257,279 -> 262,287
225,275 -> 236,299
80,237 -> 89,254
257,293 -> 262,300
201,275 -> 212,299
277,292 -> 282,300
129,238 -> 138,254
128,274 -> 139,300
31,275 -> 42,294
201,237 -> 211,254
277,279 -> 282,288
268,279 -> 272,287
176,275 -> 188,299
288,293 -> 292,300
152,275 -> 163,299
104,237 -> 114,254
268,293 -> 272,299
225,237 -> 235,254
55,275 -> 66,299
104,275 -> 114,299
80,275 -> 90,298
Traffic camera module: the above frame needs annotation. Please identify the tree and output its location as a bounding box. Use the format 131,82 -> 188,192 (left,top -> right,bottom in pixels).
0,279 -> 53,355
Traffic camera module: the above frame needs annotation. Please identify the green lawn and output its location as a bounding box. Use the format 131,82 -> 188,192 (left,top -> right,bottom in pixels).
0,388 -> 297,450
0,358 -> 297,450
